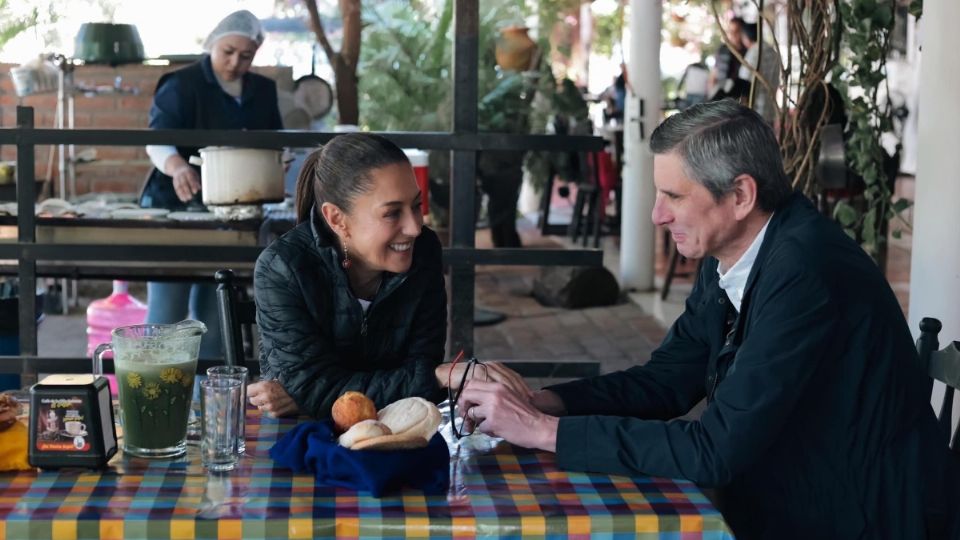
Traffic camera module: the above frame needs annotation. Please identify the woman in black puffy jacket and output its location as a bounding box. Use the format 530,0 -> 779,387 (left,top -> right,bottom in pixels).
248,134 -> 528,418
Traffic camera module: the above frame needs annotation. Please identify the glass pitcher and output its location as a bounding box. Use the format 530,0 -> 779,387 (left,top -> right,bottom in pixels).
93,320 -> 206,458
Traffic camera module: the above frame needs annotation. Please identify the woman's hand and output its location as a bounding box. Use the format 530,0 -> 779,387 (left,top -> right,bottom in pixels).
436,361 -> 533,399
171,165 -> 201,203
530,389 -> 567,416
248,380 -> 299,417
163,154 -> 201,203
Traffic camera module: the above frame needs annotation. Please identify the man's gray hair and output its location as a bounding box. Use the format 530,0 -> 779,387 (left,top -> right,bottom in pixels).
649,100 -> 792,212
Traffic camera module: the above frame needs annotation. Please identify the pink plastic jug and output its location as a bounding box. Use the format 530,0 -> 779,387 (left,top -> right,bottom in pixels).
86,281 -> 147,395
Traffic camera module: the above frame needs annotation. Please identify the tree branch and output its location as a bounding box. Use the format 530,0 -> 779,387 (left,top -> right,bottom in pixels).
305,0 -> 337,63
339,0 -> 362,70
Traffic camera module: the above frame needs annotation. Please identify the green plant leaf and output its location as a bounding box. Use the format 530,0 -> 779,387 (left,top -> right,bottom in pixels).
834,201 -> 859,227
891,198 -> 911,214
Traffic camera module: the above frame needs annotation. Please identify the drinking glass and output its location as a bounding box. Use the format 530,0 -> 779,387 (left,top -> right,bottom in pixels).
200,378 -> 241,472
206,365 -> 248,454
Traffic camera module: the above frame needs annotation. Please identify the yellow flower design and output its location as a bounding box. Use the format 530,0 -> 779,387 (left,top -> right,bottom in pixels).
126,372 -> 142,389
143,382 -> 161,400
181,374 -> 194,388
160,368 -> 183,385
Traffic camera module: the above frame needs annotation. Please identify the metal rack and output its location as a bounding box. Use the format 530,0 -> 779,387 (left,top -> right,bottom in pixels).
0,1 -> 607,378
0,113 -> 604,378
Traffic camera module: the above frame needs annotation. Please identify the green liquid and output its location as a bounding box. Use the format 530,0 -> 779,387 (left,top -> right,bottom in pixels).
115,353 -> 196,453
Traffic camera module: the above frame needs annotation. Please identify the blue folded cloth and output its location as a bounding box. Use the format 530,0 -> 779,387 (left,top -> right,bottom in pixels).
269,420 -> 449,497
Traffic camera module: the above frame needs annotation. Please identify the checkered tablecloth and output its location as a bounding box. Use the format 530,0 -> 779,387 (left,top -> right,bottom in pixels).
0,408 -> 733,539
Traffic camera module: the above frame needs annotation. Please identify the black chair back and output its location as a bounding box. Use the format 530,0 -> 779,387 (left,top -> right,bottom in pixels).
215,269 -> 259,374
917,317 -> 960,455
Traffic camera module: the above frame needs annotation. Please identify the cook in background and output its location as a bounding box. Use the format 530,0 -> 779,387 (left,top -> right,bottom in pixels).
140,10 -> 283,359
247,134 -> 530,417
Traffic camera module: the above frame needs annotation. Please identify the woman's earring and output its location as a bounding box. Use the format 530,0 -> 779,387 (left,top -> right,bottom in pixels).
341,241 -> 352,270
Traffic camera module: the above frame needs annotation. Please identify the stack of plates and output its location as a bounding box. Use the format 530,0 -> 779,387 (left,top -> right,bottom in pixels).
167,211 -> 218,222
109,208 -> 169,220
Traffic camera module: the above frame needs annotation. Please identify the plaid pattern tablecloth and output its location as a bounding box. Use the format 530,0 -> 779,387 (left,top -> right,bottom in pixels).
0,408 -> 733,539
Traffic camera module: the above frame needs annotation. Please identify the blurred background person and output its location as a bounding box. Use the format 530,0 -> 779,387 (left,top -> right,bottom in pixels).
140,10 -> 283,359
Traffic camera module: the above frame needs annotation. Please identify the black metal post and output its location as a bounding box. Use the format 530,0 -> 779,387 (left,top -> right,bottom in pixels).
16,107 -> 37,385
449,0 -> 479,357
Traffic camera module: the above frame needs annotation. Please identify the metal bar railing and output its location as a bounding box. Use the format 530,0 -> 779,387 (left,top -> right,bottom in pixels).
4,0 -> 609,372
0,128 -> 603,152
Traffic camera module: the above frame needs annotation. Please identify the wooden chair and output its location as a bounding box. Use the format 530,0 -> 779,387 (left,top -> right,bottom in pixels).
215,269 -> 260,376
568,151 -> 603,248
916,317 -> 960,455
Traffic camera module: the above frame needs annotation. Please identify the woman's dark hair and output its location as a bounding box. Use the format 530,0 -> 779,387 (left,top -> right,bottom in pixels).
294,133 -> 410,224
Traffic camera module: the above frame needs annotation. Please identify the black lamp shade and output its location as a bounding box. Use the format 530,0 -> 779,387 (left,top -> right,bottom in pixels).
74,23 -> 145,66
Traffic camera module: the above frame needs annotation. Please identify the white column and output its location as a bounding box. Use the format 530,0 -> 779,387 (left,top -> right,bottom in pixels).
907,1 -> 960,423
619,0 -> 661,290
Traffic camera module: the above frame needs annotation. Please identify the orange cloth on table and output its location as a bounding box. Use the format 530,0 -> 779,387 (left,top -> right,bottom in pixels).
0,421 -> 31,471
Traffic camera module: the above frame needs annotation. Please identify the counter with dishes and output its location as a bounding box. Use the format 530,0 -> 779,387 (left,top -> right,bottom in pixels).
0,201 -> 295,281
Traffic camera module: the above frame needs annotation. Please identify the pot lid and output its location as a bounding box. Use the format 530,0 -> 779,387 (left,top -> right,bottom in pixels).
293,75 -> 334,120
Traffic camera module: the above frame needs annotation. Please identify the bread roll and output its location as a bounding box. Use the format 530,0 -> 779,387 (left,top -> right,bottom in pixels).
377,397 -> 442,440
350,431 -> 428,451
338,419 -> 392,448
331,391 -> 377,433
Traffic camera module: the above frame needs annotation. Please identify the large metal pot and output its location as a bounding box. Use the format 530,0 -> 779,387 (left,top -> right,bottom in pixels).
74,23 -> 145,66
188,147 -> 285,206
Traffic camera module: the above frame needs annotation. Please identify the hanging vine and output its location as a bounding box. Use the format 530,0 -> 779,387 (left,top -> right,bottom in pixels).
709,0 -> 910,260
778,1 -> 841,197
831,0 -> 906,258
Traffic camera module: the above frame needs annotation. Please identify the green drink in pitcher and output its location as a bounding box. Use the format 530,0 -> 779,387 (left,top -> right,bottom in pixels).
115,354 -> 196,454
94,321 -> 206,459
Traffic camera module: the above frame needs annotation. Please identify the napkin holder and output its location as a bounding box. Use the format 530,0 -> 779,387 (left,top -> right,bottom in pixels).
28,374 -> 117,469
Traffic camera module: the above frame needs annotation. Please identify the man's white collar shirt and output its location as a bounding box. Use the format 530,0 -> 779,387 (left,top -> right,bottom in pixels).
717,216 -> 772,312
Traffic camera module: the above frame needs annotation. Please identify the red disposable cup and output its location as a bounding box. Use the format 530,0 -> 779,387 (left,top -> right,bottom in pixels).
404,149 -> 430,216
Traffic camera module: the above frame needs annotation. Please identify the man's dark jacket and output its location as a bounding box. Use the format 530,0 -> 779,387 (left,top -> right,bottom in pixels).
254,212 -> 447,417
548,193 -> 958,539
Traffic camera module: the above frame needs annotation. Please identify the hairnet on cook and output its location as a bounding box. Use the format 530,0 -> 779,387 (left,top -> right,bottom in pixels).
203,10 -> 265,52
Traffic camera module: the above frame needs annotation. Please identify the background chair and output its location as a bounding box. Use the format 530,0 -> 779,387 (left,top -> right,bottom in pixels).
215,269 -> 260,376
916,317 -> 960,455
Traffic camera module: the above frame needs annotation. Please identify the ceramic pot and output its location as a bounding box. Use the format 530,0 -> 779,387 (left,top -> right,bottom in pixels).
188,147 -> 285,205
495,26 -> 537,71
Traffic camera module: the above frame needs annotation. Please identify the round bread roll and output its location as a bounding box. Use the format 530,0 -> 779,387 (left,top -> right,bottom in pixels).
338,419 -> 392,448
331,391 -> 377,433
377,397 -> 442,440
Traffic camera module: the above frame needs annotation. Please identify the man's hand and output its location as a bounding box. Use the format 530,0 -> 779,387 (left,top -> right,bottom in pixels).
457,380 -> 559,452
248,380 -> 299,417
436,361 -> 533,399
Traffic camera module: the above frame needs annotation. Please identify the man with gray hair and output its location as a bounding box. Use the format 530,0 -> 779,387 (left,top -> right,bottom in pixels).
458,100 -> 958,538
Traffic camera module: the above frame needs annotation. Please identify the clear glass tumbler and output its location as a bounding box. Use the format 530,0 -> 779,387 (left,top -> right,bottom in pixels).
200,377 -> 241,472
206,365 -> 249,454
